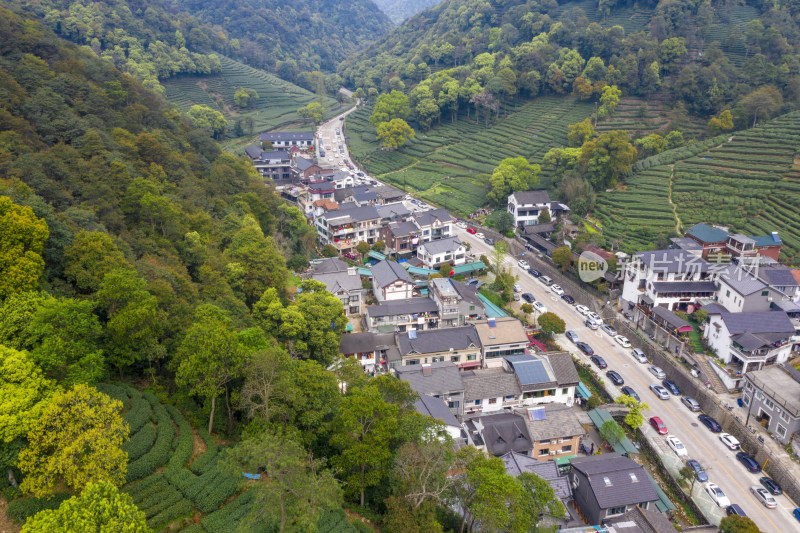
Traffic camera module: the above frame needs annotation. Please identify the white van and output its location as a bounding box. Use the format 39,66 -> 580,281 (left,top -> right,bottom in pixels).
539,275 -> 553,286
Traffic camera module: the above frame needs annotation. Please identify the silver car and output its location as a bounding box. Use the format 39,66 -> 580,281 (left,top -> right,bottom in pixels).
648,365 -> 666,379
681,397 -> 701,412
631,348 -> 647,363
565,330 -> 579,343
650,384 -> 670,400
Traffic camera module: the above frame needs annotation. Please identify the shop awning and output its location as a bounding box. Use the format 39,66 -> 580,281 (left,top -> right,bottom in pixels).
588,408 -> 638,455
407,266 -> 438,276
576,382 -> 592,399
357,267 -> 372,276
452,261 -> 487,275
368,250 -> 386,261
477,293 -> 507,318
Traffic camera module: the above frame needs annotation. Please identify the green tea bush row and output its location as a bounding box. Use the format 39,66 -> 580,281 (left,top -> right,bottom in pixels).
200,488 -> 262,533
95,383 -> 128,403
126,405 -> 175,482
122,423 -> 157,462
125,395 -> 153,435
6,493 -> 71,522
166,405 -> 194,473
148,498 -> 195,530
193,467 -> 242,513
190,428 -> 219,475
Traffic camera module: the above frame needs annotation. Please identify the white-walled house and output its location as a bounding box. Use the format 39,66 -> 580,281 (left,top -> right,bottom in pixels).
507,191 -> 569,228
417,237 -> 466,269
259,131 -> 315,149
371,260 -> 416,302
413,208 -> 453,242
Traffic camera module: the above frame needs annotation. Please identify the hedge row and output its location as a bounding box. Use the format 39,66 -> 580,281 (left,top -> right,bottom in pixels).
5,493 -> 71,522
190,428 -> 219,475
124,395 -> 153,435
95,383 -> 128,403
148,498 -> 194,530
166,405 -> 194,473
200,487 -> 263,533
122,422 -> 157,462
193,466 -> 242,513
126,404 -> 175,482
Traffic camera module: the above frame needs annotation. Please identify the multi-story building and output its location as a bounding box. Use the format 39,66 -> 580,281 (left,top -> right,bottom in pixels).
310,258 -> 363,316
429,278 -> 485,327
514,404 -> 585,461
316,204 -> 381,254
371,260 -> 417,302
338,332 -> 397,373
417,237 -> 467,269
685,222 -> 782,261
742,364 -> 800,444
244,147 -> 293,184
471,317 -> 530,368
507,191 -> 570,228
395,361 -> 466,421
363,298 -> 440,332
260,131 -> 315,149
382,221 -> 420,257
413,208 -> 453,243
395,325 -> 481,368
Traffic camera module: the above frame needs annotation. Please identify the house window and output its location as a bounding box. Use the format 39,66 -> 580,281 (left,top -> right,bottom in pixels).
777,424 -> 787,437
474,400 -> 481,405
765,399 -> 775,410
538,448 -> 549,456
488,398 -> 498,404
406,359 -> 419,365
400,243 -> 407,249
506,395 -> 515,400
726,290 -> 731,297
451,356 -> 460,363
562,388 -> 568,394
562,444 -> 572,452
467,354 -> 477,361
448,401 -> 460,409
607,506 -> 626,517
470,306 -> 475,311
743,395 -> 750,406
780,411 -> 790,423
745,382 -> 752,390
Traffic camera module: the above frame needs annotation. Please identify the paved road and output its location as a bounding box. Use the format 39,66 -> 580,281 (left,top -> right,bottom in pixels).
454,226 -> 798,532
317,104 -> 359,169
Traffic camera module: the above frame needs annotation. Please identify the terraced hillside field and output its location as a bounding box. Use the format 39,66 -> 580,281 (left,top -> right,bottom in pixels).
8,384 -> 366,532
347,96 -> 595,216
163,56 -> 337,137
595,111 -> 800,262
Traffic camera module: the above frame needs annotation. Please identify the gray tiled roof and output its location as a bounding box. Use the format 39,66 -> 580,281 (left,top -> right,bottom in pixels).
474,413 -> 532,456
320,204 -> 380,223
569,454 -> 658,509
651,281 -> 717,293
259,150 -> 289,160
451,279 -> 483,309
294,157 -> 314,171
370,185 -> 405,200
420,236 -> 462,255
413,208 -> 453,227
387,221 -> 418,238
511,190 -> 551,205
521,223 -> 555,235
760,267 -> 799,287
372,260 -> 414,289
365,297 -> 438,318
651,306 -> 691,331
377,202 -> 411,220
339,332 -> 396,355
462,367 -> 520,401
397,325 -> 480,356
312,271 -> 362,294
501,453 -> 572,501
686,223 -> 729,243
635,249 -> 711,273
720,267 -> 767,296
395,361 -> 464,395
260,131 -> 314,142
670,237 -> 703,250
719,310 -> 795,335
309,180 -> 335,191
353,192 -> 378,204
311,258 -> 349,275
547,351 -> 580,386
607,506 -> 677,533
515,404 -> 585,442
414,394 -> 459,427
245,145 -> 262,159
732,332 -> 771,351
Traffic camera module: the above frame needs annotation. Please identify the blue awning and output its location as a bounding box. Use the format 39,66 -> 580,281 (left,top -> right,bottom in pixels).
368,250 -> 386,261
477,293 -> 507,318
357,267 -> 372,276
452,261 -> 486,275
576,381 -> 592,399
407,266 -> 438,276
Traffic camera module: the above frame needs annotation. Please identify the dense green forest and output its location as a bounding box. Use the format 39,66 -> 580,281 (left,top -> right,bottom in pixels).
0,5 -> 565,532
373,0 -> 442,24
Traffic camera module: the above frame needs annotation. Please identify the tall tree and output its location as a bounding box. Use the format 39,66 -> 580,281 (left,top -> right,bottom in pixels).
224,432 -> 341,533
331,386 -> 398,506
393,440 -> 454,509
487,157 -> 541,205
188,104 -> 228,138
740,86 -> 783,127
297,102 -> 325,127
551,246 -> 572,271
0,196 -> 48,299
21,480 -> 150,533
538,312 -> 566,337
62,231 -> 128,294
226,216 -> 289,306
175,304 -> 246,433
516,471 -> 566,531
369,90 -> 410,127
239,341 -> 295,424
18,385 -> 129,497
616,394 -> 649,429
377,118 -> 415,150
579,130 -> 636,189
567,118 -> 596,147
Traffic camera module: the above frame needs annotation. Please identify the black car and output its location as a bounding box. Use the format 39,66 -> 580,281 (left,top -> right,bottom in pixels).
576,342 -> 594,356
522,293 -> 535,303
528,268 -> 541,277
760,476 -> 782,495
590,355 -> 607,369
485,237 -> 495,245
561,294 -> 575,304
698,414 -> 722,433
605,370 -> 624,386
662,379 -> 681,396
620,386 -> 640,402
736,452 -> 761,473
686,459 -> 708,482
726,504 -> 747,517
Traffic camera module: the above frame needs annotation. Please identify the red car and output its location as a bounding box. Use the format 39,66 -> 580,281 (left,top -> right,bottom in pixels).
466,227 -> 477,234
649,416 -> 668,435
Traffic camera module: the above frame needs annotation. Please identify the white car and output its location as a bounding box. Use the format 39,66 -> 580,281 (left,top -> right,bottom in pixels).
705,483 -> 730,508
666,435 -> 688,457
614,335 -> 631,348
719,433 -> 741,450
550,284 -> 564,296
648,365 -> 666,379
513,283 -> 522,293
532,301 -> 547,314
750,486 -> 777,508
588,312 -> 602,322
518,259 -> 530,269
475,233 -> 485,239
327,156 -> 334,162
575,305 -> 590,316
456,221 -> 467,229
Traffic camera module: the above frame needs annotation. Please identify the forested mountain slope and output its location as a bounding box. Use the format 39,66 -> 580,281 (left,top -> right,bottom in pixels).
373,0 -> 442,23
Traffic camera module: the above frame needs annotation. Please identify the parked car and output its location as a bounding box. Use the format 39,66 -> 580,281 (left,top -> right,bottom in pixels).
600,324 -> 617,336
726,504 -> 746,517
539,275 -> 553,286
522,293 -> 535,303
484,237 -> 495,245
662,380 -> 681,396
687,459 -> 708,482
649,416 -> 667,435
648,365 -> 666,379
698,414 -> 721,433
606,370 -> 624,386
681,397 -> 701,412
456,221 -> 467,229
736,452 -> 761,473
793,508 -> 800,523
590,355 -> 607,369
587,312 -> 602,322
561,294 -> 575,304
576,342 -> 594,356
585,318 -> 600,330
719,433 -> 741,450
475,232 -> 485,239
518,259 -> 530,269
750,486 -> 777,508
466,279 -> 484,288
760,477 -> 782,495
565,330 -> 579,343
620,386 -> 640,402
514,293 -> 521,301
513,283 -> 522,293
575,305 -> 590,316
550,284 -> 564,296
532,301 -> 547,314
527,268 -> 541,277
614,335 -> 631,348
631,348 -> 648,363
466,227 -> 477,234
667,435 -> 688,457
650,384 -> 670,400
705,483 -> 730,508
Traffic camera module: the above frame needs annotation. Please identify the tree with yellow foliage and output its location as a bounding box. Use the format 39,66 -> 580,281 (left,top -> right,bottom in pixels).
0,196 -> 48,299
